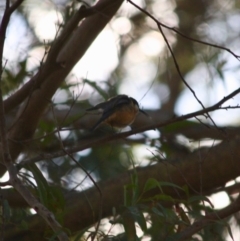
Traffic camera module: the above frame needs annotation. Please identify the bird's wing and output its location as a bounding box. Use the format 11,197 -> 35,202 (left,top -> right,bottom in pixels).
86,95 -> 130,112
87,95 -> 131,130
103,95 -> 130,112
89,109 -> 114,131
89,99 -> 129,131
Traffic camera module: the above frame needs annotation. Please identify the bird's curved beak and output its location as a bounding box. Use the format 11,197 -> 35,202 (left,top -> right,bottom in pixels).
139,109 -> 148,116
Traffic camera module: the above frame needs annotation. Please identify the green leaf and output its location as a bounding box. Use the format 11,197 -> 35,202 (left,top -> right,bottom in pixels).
152,194 -> 175,202
25,163 -> 65,213
152,207 -> 165,217
131,171 -> 139,204
49,186 -> 66,212
26,163 -> 49,207
143,178 -> 163,193
143,178 -> 186,195
142,194 -> 182,204
124,172 -> 140,206
226,223 -> 234,241
157,181 -> 186,192
188,195 -> 214,208
2,199 -> 11,222
122,208 -> 138,241
128,206 -> 147,232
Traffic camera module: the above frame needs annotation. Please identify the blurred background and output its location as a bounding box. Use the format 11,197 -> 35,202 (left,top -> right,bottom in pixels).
2,0 -> 240,240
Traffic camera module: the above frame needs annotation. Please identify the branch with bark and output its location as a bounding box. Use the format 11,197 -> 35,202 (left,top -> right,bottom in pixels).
3,136 -> 240,240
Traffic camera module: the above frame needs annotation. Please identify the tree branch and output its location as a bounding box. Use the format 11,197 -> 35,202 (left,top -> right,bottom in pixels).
5,136 -> 240,240
17,86 -> 240,168
3,0 -> 123,113
6,0 -> 124,165
0,2 -> 69,240
175,194 -> 240,241
0,0 -> 25,76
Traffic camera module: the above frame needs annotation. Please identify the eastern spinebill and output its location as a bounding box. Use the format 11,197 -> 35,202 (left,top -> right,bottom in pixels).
86,95 -> 148,131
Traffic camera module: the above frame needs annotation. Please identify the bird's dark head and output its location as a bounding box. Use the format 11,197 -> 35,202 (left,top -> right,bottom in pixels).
129,97 -> 148,116
129,97 -> 139,112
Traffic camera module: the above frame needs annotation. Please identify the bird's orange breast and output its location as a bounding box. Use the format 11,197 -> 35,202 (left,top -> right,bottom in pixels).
105,106 -> 138,128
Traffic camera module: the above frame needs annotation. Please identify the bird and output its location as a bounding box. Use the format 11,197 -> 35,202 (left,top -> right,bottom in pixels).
86,95 -> 148,131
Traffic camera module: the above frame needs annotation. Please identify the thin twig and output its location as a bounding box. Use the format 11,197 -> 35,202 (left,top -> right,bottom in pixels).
127,0 -> 240,61
128,0 -> 221,131
18,87 -> 240,168
0,0 -> 25,75
52,104 -> 103,241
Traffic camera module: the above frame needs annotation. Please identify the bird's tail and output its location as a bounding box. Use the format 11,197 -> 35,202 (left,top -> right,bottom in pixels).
89,117 -> 104,131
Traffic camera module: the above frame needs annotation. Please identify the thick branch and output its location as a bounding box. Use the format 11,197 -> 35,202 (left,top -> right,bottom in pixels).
5,136 -> 240,240
3,0 -> 124,114
17,88 -> 240,168
6,0 -> 124,164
